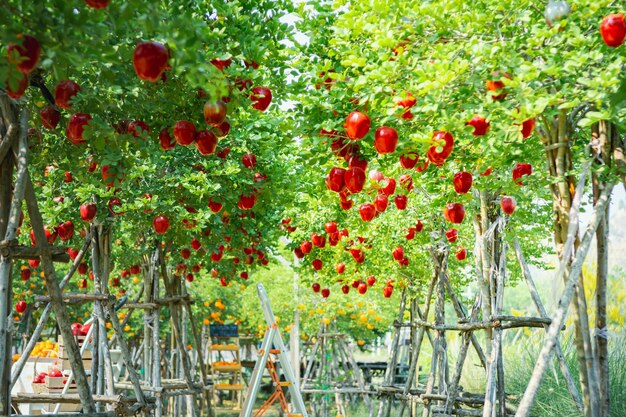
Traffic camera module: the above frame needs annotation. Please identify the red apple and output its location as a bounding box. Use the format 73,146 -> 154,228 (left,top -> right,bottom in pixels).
427,131 -> 454,166
312,259 -> 323,270
250,86 -> 272,111
44,226 -> 57,244
394,195 -> 407,210
5,72 -> 28,99
219,277 -> 227,286
153,215 -> 170,234
359,203 -> 376,222
78,278 -> 88,289
366,275 -> 376,286
195,130 -> 218,154
344,111 -> 370,140
110,277 -> 120,287
340,198 -> 353,211
215,120 -> 230,137
173,120 -> 196,145
237,194 -> 257,210
500,196 -> 517,215
80,203 -> 97,222
29,259 -> 40,268
127,120 -> 149,139
399,152 -> 419,169
358,282 -> 368,294
381,178 -> 396,196
242,153 -> 257,168
325,167 -> 346,192
405,228 -> 416,240
204,100 -> 227,126
325,221 -> 337,234
185,273 -> 194,283
443,203 -> 466,224
300,241 -> 312,254
465,115 -> 490,136
66,113 -> 91,145
211,57 -> 232,72
64,172 -> 73,183
84,0 -> 110,9
180,248 -> 191,260
453,171 -> 473,194
392,246 -> 404,261
7,34 -> 41,74
208,199 -> 223,213
512,163 -> 532,185
57,221 -> 75,241
456,246 -> 467,261
521,118 -> 536,139
71,323 -> 84,336
344,167 -> 366,194
78,263 -> 88,275
108,197 -> 124,216
54,80 -> 81,109
312,283 -> 321,293
40,106 -> 61,130
374,193 -> 388,212
67,248 -> 79,260
311,233 -> 326,248
600,14 -> 626,47
158,127 -> 176,150
347,153 -> 368,171
399,174 -> 413,191
383,285 -> 393,298
321,288 -> 330,298
486,71 -> 511,101
396,91 -> 416,108
294,247 -> 304,259
191,238 -> 201,251
20,269 -> 31,281
16,300 -> 27,313
350,248 -> 365,263
445,228 -> 458,243
374,127 -> 398,154
336,262 -> 345,274
341,285 -> 350,294
133,41 -> 169,82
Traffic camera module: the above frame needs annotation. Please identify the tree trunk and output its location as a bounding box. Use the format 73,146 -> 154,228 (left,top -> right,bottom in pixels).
0,94 -> 19,417
539,110 -> 600,417
591,121 -> 615,417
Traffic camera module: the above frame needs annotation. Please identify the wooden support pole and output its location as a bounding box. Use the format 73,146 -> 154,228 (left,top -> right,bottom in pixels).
24,171 -> 96,413
0,100 -> 25,417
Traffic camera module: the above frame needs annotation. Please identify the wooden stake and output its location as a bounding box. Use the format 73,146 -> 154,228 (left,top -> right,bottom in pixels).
23,172 -> 96,413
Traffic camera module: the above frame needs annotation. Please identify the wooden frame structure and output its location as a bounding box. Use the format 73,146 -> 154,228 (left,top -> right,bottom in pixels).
0,92 -> 213,417
300,323 -> 373,417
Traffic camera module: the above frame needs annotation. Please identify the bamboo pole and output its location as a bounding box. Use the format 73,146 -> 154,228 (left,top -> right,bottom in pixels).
515,182 -> 614,417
